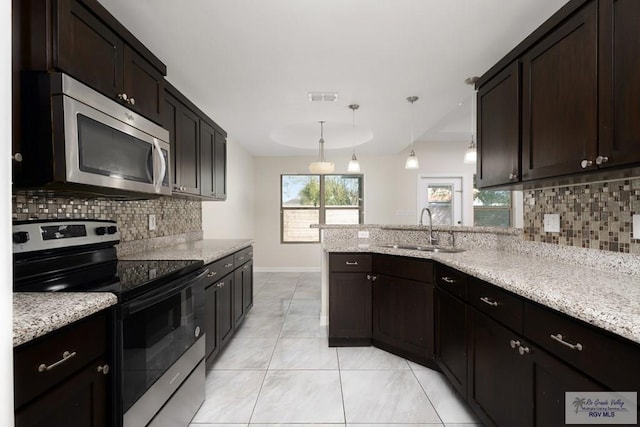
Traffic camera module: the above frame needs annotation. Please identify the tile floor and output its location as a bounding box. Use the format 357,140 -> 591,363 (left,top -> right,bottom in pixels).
191,271 -> 482,427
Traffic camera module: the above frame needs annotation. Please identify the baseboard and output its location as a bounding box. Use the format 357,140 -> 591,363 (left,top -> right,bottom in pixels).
253,267 -> 321,273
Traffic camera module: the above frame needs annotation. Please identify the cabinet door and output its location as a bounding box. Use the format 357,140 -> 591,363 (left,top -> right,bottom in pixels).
241,260 -> 254,313
15,358 -> 108,427
233,267 -> 245,327
329,272 -> 372,346
435,287 -> 468,398
477,61 -> 520,188
205,283 -> 220,363
200,121 -> 216,199
163,91 -> 179,189
372,274 -> 433,364
176,105 -> 201,195
598,0 -> 640,168
214,131 -> 227,200
55,0 -> 124,98
522,1 -> 598,180
468,310 -> 533,427
123,45 -> 164,124
217,274 -> 234,349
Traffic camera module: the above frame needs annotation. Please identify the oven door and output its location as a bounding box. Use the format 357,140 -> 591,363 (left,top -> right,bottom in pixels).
120,268 -> 206,413
54,77 -> 171,196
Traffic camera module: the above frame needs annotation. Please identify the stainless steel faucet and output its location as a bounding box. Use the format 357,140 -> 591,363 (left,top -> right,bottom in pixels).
419,207 -> 437,245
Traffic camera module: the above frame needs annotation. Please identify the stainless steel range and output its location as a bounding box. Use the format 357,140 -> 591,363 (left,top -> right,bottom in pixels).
13,219 -> 206,427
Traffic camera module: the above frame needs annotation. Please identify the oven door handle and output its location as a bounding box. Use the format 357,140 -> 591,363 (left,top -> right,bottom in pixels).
123,268 -> 207,316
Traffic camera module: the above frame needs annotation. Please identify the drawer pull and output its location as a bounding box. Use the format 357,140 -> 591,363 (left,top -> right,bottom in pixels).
238,256 -> 245,261
367,274 -> 377,281
509,339 -> 521,349
480,296 -> 499,307
97,364 -> 110,375
441,276 -> 456,284
207,271 -> 217,277
345,261 -> 359,266
243,265 -> 249,270
550,334 -> 583,351
217,281 -> 225,288
38,351 -> 77,372
518,345 -> 530,356
224,263 -> 233,268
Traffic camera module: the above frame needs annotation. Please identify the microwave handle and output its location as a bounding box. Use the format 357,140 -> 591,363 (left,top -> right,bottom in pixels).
152,139 -> 166,193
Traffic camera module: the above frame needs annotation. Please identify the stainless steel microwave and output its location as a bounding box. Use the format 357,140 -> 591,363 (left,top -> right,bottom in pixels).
17,72 -> 171,197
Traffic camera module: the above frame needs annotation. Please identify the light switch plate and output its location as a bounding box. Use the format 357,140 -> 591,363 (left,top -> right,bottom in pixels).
633,215 -> 640,239
543,213 -> 560,233
357,230 -> 370,239
148,214 -> 157,231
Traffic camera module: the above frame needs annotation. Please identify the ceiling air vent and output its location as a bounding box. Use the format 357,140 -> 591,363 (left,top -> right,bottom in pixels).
308,91 -> 339,102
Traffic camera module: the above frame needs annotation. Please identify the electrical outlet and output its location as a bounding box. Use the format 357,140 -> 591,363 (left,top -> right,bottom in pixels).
357,230 -> 370,239
543,213 -> 560,233
633,214 -> 640,239
148,214 -> 157,231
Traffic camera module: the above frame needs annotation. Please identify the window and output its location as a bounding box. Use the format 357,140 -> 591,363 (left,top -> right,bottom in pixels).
473,176 -> 512,227
281,174 -> 363,243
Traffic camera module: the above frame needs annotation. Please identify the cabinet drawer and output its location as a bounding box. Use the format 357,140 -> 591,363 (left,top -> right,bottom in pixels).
330,254 -> 372,272
468,278 -> 523,333
234,246 -> 253,266
524,302 -> 640,389
435,264 -> 467,301
206,255 -> 235,285
373,254 -> 434,283
14,311 -> 107,408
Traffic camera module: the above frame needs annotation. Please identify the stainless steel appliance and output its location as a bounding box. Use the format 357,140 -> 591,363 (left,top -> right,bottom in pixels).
13,220 -> 205,427
19,72 -> 171,197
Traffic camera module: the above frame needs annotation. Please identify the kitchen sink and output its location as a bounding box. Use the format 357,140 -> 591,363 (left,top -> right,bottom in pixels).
376,244 -> 465,253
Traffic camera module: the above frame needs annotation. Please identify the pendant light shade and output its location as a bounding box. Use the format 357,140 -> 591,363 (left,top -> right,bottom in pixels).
464,76 -> 478,164
309,121 -> 335,174
405,96 -> 419,170
347,104 -> 361,173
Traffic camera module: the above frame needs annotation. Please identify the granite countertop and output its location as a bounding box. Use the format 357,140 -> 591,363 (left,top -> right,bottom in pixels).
324,242 -> 640,345
13,292 -> 117,347
118,238 -> 254,264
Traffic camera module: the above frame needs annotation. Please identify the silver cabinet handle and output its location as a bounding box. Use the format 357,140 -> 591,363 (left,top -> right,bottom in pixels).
217,281 -> 225,288
243,265 -> 249,270
480,296 -> 499,307
580,159 -> 593,168
12,153 -> 23,162
509,339 -> 520,349
509,173 -> 518,180
207,271 -> 217,278
595,155 -> 609,165
550,334 -> 583,351
345,261 -> 358,265
97,364 -> 110,375
224,263 -> 233,268
367,274 -> 377,281
518,345 -> 530,356
441,276 -> 456,284
238,256 -> 245,261
38,351 -> 77,372
117,93 -> 129,102
128,97 -> 135,105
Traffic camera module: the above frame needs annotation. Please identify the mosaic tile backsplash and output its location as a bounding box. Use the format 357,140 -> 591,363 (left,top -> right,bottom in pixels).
12,192 -> 202,243
523,179 -> 640,254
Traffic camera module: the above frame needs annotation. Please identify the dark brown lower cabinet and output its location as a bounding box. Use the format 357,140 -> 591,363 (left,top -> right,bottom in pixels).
435,287 -> 468,398
372,273 -> 435,367
329,272 -> 372,346
240,260 -> 254,313
205,282 -> 220,364
468,309 -> 605,427
233,268 -> 245,327
217,273 -> 234,349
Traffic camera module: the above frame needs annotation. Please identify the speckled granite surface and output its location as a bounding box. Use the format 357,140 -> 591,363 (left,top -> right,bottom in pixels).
13,293 -> 117,347
323,242 -> 640,345
119,238 -> 254,264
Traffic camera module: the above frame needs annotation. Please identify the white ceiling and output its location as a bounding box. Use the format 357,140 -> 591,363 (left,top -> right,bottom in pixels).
99,0 -> 567,156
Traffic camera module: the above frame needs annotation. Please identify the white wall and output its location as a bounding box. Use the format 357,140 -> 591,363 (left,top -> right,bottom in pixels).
252,140 -> 474,270
2,0 -> 15,422
202,137 -> 255,239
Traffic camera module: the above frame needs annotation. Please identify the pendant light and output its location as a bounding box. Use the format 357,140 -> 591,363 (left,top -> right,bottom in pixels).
309,121 -> 335,174
463,77 -> 478,164
347,104 -> 361,173
405,96 -> 419,170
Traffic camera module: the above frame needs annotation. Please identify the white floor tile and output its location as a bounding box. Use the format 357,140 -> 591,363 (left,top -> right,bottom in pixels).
233,315 -> 285,338
287,300 -> 322,317
413,369 -> 480,424
346,424 -> 442,427
211,336 -> 277,369
338,346 -> 410,370
408,360 -> 431,371
269,338 -> 338,370
280,314 -> 328,338
192,370 -> 265,424
190,424 -> 248,427
246,302 -> 290,318
341,370 -> 441,423
251,424 -> 343,427
251,370 -> 345,423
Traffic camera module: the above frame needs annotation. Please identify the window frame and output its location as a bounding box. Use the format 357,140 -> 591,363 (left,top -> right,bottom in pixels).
472,176 -> 514,228
280,174 -> 364,244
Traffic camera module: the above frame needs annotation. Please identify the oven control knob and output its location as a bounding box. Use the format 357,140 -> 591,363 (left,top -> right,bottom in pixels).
95,227 -> 107,236
195,326 -> 201,338
107,226 -> 118,235
13,231 -> 29,244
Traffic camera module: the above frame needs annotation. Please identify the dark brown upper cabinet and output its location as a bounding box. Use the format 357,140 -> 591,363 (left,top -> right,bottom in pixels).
201,122 -> 227,201
477,61 -> 521,188
597,0 -> 640,168
22,0 -> 167,125
521,0 -> 598,181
